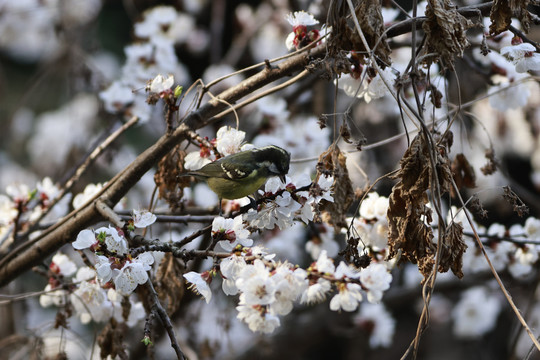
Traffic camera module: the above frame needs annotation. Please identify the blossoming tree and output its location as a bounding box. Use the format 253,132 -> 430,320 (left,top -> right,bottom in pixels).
1,1 -> 540,359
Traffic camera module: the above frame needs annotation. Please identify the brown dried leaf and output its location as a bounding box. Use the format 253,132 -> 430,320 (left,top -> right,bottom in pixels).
155,253 -> 185,315
490,0 -> 531,35
316,146 -> 354,231
451,153 -> 476,196
97,318 -> 128,359
422,0 -> 474,68
502,185 -> 529,217
326,0 -> 391,69
154,145 -> 188,211
481,147 -> 498,175
387,133 -> 455,282
439,222 -> 466,278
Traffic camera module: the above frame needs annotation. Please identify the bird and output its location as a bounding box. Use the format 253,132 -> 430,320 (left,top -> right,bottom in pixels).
186,145 -> 291,202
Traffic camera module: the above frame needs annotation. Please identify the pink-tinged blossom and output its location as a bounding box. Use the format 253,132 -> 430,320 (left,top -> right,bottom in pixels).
50,253 -> 77,277
215,126 -> 249,156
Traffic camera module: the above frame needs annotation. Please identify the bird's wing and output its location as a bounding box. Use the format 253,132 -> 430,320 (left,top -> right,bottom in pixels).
189,152 -> 255,180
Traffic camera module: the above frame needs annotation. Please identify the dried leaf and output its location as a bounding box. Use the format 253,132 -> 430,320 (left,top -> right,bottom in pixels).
502,185 -> 529,217
155,253 -> 185,315
316,146 -> 354,231
154,145 -> 188,211
97,318 -> 128,359
422,0 -> 473,68
387,133 -> 455,282
490,0 -> 531,35
439,222 -> 466,278
451,153 -> 476,196
480,147 -> 498,175
327,0 -> 391,69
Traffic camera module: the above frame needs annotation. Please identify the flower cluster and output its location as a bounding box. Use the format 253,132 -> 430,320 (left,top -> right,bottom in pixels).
184,248 -> 393,334
99,6 -> 193,122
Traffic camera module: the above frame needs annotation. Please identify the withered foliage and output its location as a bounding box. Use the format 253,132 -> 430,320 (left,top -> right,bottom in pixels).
481,147 -> 498,175
451,153 -> 476,197
97,318 -> 128,359
316,145 -> 354,231
489,0 -> 531,35
502,185 -> 529,217
387,132 -> 465,282
154,145 -> 189,211
439,222 -> 466,278
327,0 -> 391,68
155,253 -> 185,315
422,0 -> 474,68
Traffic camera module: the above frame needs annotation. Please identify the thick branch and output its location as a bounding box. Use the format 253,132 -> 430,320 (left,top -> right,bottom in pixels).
0,46 -> 321,287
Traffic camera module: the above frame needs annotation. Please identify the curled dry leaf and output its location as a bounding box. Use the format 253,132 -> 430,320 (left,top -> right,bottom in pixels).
97,318 -> 128,359
439,221 -> 466,279
451,153 -> 476,197
489,0 -> 531,35
480,147 -> 498,175
316,145 -> 354,231
327,0 -> 391,69
154,145 -> 188,211
422,0 -> 474,68
155,253 -> 185,315
386,132 -> 458,282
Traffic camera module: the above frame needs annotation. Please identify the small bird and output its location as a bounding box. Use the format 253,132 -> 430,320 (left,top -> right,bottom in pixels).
186,145 -> 291,201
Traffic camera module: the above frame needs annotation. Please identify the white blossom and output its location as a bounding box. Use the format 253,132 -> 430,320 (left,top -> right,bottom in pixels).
360,263 -> 392,303
300,278 -> 332,304
184,271 -> 213,303
354,303 -> 396,348
132,209 -> 157,228
113,252 -> 154,296
452,286 -> 501,338
73,229 -> 97,250
148,74 -> 174,93
236,301 -> 280,333
285,11 -> 319,27
50,253 -> 77,277
220,254 -> 247,295
212,215 -> 253,251
329,283 -> 363,312
215,126 -> 247,156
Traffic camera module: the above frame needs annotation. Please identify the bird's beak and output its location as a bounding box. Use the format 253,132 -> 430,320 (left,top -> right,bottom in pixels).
279,174 -> 287,183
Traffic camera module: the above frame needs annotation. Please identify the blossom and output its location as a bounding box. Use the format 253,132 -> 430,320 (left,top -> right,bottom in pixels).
132,208 -> 157,228
220,254 -> 247,295
148,74 -> 174,93
212,215 -> 253,251
39,284 -> 68,308
244,191 -> 301,230
50,253 -> 77,277
452,286 -> 501,338
236,260 -> 276,305
215,126 -> 248,156
285,11 -> 319,27
329,283 -> 363,312
315,250 -> 336,274
73,229 -> 97,250
184,271 -> 213,303
300,278 -> 332,304
236,302 -> 280,333
360,263 -> 392,303
70,278 -> 112,324
99,82 -> 135,113
72,183 -> 103,209
354,303 -> 396,348
184,149 -> 213,170
501,42 -> 540,73
113,252 -> 155,295
96,226 -> 129,255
